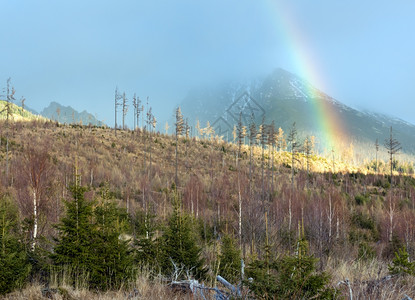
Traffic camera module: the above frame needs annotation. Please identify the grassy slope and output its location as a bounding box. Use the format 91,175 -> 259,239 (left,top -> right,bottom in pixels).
1,121 -> 415,299
0,100 -> 46,121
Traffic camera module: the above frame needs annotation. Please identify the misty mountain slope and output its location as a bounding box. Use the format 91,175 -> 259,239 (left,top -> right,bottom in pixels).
40,101 -> 105,126
180,68 -> 415,155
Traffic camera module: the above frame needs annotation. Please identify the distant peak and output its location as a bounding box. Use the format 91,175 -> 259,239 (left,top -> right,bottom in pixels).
272,67 -> 300,79
47,101 -> 69,108
40,101 -> 104,126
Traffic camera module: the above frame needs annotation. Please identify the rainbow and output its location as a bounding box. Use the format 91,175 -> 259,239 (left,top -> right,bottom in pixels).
265,0 -> 347,153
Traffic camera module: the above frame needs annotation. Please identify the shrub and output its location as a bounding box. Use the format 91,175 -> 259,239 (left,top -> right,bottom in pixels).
355,194 -> 369,205
357,242 -> 376,261
388,247 -> 415,276
349,212 -> 379,244
352,212 -> 375,231
246,237 -> 337,299
383,236 -> 404,259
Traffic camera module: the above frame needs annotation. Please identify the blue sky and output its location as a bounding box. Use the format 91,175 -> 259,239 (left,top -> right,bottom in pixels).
1,0 -> 414,126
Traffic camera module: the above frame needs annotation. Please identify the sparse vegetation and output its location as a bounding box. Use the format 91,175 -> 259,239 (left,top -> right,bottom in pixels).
0,118 -> 415,299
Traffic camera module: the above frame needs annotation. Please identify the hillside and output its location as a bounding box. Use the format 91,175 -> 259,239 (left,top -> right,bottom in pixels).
1,120 -> 415,298
0,100 -> 105,126
180,68 -> 415,156
0,100 -> 46,122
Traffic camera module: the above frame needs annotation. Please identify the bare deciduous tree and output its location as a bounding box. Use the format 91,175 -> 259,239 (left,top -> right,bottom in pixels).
175,107 -> 184,187
259,119 -> 268,204
236,112 -> 246,168
287,122 -> 299,185
375,138 -> 379,175
133,93 -> 140,131
304,136 -> 314,188
248,114 -> 257,191
114,87 -> 122,136
0,78 -> 16,184
384,127 -> 401,243
165,121 -> 169,135
146,106 -> 156,179
122,92 -> 128,130
21,146 -> 52,250
268,121 -> 276,196
287,122 -> 300,233
384,126 -> 401,186
20,96 -> 25,114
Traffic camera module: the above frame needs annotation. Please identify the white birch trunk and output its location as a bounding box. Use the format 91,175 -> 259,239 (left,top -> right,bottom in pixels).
327,194 -> 334,239
190,189 -> 194,216
336,216 -> 340,239
388,200 -> 394,242
288,197 -> 292,233
196,188 -> 199,219
32,190 -> 38,251
238,187 -> 242,249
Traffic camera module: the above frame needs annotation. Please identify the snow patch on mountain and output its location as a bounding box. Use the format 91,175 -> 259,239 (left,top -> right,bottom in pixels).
289,80 -> 309,101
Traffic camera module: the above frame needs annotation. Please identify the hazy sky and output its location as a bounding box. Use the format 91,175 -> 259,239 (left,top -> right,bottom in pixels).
1,0 -> 414,126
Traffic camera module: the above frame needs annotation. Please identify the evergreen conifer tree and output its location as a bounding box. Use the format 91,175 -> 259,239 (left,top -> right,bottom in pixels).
134,209 -> 160,271
92,197 -> 134,290
218,234 -> 241,283
53,184 -> 134,290
246,229 -> 336,299
275,237 -> 335,299
160,192 -> 206,279
53,184 -> 96,273
388,246 -> 415,276
0,196 -> 31,295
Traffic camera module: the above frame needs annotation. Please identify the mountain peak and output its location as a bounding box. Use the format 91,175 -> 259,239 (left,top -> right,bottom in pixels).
179,68 -> 415,155
40,102 -> 104,126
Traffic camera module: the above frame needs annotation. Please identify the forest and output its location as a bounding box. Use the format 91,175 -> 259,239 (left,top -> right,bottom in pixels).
1,104 -> 415,299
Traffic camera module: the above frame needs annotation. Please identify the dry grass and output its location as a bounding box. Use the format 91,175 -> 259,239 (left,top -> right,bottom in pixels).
327,257 -> 415,299
2,268 -> 216,300
3,260 -> 415,299
2,121 -> 415,299
2,279 -> 200,300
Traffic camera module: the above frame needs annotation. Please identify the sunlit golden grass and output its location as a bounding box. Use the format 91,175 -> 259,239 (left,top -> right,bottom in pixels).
0,100 -> 47,122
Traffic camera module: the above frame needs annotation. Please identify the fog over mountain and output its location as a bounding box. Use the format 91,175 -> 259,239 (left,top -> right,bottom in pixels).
2,1 -> 415,129
179,68 -> 415,155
